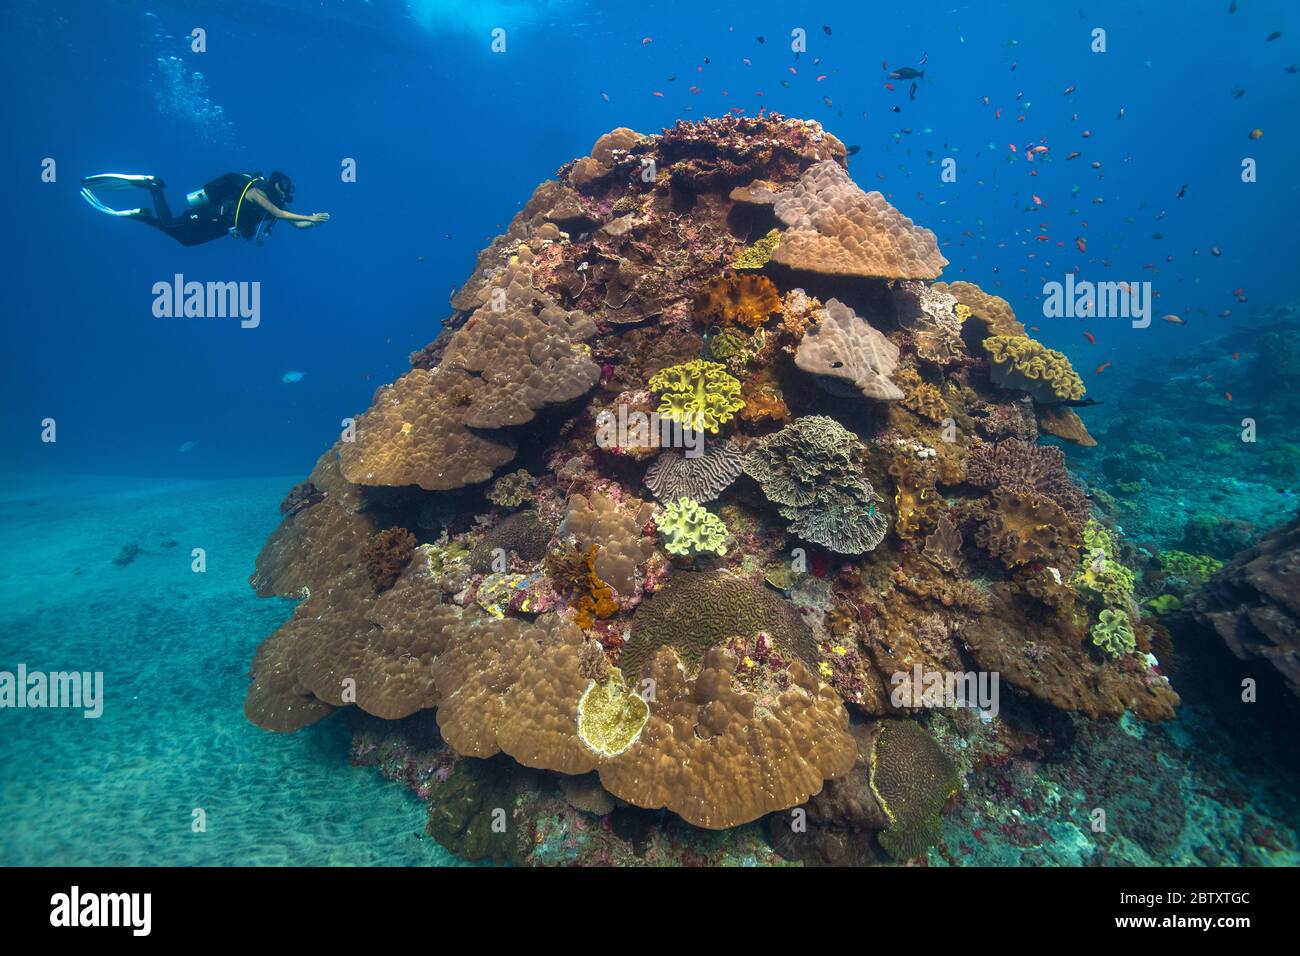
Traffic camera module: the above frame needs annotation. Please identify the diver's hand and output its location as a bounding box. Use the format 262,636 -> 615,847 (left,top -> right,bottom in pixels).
309,212 -> 330,223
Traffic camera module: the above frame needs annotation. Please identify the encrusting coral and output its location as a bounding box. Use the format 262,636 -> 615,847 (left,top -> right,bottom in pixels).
243,115 -> 1168,857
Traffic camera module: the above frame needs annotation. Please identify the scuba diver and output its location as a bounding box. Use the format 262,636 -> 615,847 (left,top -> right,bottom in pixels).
79,170 -> 329,246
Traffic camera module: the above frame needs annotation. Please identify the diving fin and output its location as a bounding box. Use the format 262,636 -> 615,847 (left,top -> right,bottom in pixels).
80,173 -> 166,191
80,173 -> 165,216
79,187 -> 144,217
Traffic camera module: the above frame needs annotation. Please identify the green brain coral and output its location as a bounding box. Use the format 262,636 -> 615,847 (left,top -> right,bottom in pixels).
1091,608 -> 1136,658
577,673 -> 649,757
732,228 -> 781,270
658,497 -> 729,557
625,569 -> 818,680
648,359 -> 745,433
985,334 -> 1086,403
870,720 -> 960,861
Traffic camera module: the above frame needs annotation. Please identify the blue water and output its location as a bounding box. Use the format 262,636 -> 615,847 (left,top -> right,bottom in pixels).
1,0 -> 1297,865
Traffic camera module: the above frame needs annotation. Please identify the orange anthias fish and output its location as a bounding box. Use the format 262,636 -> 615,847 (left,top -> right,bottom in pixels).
1162,314 -> 1186,325
1232,352 -> 1241,361
1225,391 -> 1234,402
1084,331 -> 1096,344
1076,237 -> 1087,253
1095,361 -> 1111,374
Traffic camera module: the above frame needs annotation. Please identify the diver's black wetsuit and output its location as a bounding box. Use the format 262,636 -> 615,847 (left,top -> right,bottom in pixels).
135,173 -> 271,247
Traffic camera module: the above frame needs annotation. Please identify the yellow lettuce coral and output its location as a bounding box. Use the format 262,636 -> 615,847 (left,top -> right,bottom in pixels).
648,359 -> 745,433
658,497 -> 729,557
985,335 -> 1086,404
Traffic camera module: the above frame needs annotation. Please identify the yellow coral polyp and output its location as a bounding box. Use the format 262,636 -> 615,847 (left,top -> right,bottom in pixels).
648,360 -> 745,433
577,673 -> 649,757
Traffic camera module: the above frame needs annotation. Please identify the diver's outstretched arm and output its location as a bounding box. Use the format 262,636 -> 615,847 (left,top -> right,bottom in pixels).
246,188 -> 330,226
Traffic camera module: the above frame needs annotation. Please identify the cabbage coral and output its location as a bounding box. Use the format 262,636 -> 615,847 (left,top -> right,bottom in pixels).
1091,608 -> 1136,658
744,415 -> 889,554
648,360 -> 745,433
657,497 -> 729,557
1160,549 -> 1222,584
985,334 -> 1086,404
1072,519 -> 1136,607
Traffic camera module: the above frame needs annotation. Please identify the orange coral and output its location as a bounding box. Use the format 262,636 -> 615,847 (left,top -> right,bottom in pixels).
546,544 -> 618,629
738,366 -> 791,424
694,274 -> 783,330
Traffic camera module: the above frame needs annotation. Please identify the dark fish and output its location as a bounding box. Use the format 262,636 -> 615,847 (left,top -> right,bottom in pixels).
846,144 -> 861,155
1177,183 -> 1188,199
756,35 -> 765,44
1060,398 -> 1103,407
1229,1 -> 1237,11
890,105 -> 902,113
1231,86 -> 1245,99
1286,64 -> 1298,73
889,67 -> 924,80
909,80 -> 917,100
823,25 -> 832,35
1266,31 -> 1282,41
